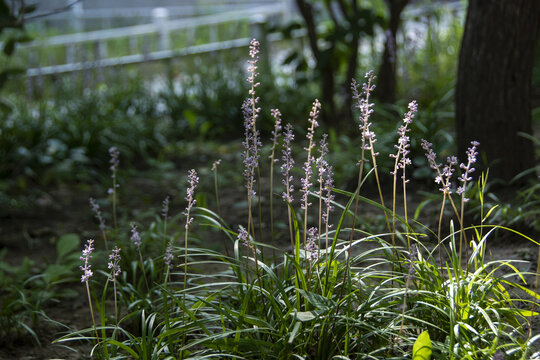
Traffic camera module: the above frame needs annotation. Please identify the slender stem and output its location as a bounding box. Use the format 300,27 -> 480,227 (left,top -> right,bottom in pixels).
101,229 -> 108,252
402,169 -> 410,251
183,223 -> 189,293
113,280 -> 118,326
162,215 -> 168,279
391,161 -> 399,248
459,194 -> 467,274
85,282 -> 100,349
303,152 -> 314,270
397,272 -> 412,338
214,169 -> 221,217
318,174 -> 323,260
257,167 -> 263,252
250,239 -> 267,321
181,222 -> 189,358
112,175 -> 118,231
340,162 -> 364,301
138,250 -> 150,293
269,151 -> 275,243
369,140 -> 391,233
437,192 -> 447,269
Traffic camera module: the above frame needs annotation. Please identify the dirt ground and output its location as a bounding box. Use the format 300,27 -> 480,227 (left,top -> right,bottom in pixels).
0,168 -> 539,359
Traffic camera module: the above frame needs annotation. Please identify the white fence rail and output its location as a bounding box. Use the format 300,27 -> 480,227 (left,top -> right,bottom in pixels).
22,2 -> 297,84
20,0 -> 462,94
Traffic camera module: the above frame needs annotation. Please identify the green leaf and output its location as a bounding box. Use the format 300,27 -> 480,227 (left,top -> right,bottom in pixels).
43,264 -> 72,283
288,321 -> 301,343
412,331 -> 432,360
3,37 -> 15,56
297,289 -> 335,310
56,233 -> 80,260
293,311 -> 315,322
0,67 -> 24,89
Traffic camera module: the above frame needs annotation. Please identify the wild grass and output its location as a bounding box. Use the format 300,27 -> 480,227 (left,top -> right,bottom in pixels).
56,40 -> 540,359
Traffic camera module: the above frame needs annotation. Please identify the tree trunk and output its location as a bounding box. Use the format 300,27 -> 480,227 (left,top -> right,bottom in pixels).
377,0 -> 409,104
456,0 -> 540,185
295,0 -> 339,128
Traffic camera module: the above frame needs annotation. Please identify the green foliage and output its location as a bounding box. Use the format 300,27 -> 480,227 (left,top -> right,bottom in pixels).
54,59 -> 539,358
413,331 -> 432,360
0,233 -> 81,346
0,75 -> 175,196
160,63 -> 245,140
0,0 -> 34,114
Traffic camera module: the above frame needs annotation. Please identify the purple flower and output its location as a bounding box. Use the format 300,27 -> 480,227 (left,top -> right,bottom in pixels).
390,100 -> 417,182
269,109 -> 282,160
440,156 -> 457,194
247,39 -> 260,92
421,140 -> 458,195
322,165 -> 335,227
107,246 -> 121,279
249,38 -> 260,58
421,140 -> 440,171
301,100 -> 321,210
164,241 -> 174,269
352,72 -> 377,153
109,147 -> 120,173
185,169 -> 199,229
238,227 -> 260,254
457,141 -> 480,200
305,99 -> 321,147
80,239 -> 94,283
211,159 -> 221,171
89,197 -> 106,231
130,223 -> 142,249
306,227 -> 319,262
242,99 -> 261,198
281,123 -> 295,203
162,195 -> 170,219
316,134 -> 329,184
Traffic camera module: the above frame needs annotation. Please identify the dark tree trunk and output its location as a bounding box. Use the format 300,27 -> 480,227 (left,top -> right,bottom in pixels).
377,0 -> 409,104
320,49 -> 337,127
343,1 -> 361,128
456,0 -> 540,185
296,0 -> 339,127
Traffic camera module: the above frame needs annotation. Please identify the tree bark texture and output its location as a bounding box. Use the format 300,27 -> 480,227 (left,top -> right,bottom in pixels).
456,0 -> 540,184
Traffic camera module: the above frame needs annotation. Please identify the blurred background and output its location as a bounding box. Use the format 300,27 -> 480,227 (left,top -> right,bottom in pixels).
0,0 -> 538,238
0,0 -> 467,196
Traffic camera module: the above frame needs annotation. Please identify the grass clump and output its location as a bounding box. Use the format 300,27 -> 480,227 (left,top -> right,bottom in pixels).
56,39 -> 540,359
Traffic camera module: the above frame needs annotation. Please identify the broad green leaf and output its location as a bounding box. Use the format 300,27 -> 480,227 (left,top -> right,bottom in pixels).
412,330 -> 432,360
293,311 -> 315,322
288,321 -> 301,343
43,264 -> 72,283
297,289 -> 335,310
56,233 -> 80,260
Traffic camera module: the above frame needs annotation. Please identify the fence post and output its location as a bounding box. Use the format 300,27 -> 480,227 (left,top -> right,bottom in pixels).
129,37 -> 138,54
281,0 -> 297,22
152,7 -> 171,51
95,40 -> 107,83
69,1 -> 84,32
26,52 -> 38,100
250,14 -> 271,78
